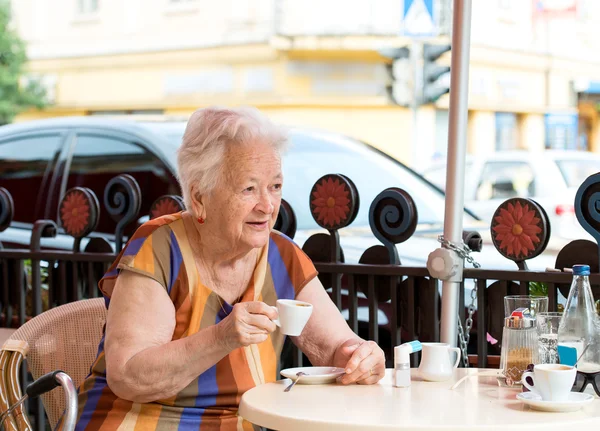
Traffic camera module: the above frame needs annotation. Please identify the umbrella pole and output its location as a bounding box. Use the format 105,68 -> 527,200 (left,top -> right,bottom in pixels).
440,0 -> 473,347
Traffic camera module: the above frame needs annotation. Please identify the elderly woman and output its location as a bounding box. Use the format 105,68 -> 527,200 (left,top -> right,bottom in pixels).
72,107 -> 385,430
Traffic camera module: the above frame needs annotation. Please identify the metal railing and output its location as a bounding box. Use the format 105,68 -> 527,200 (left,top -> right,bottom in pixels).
3,171 -> 600,427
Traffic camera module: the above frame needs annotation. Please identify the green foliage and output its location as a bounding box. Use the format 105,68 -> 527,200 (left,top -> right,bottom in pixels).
529,281 -> 548,297
0,0 -> 48,125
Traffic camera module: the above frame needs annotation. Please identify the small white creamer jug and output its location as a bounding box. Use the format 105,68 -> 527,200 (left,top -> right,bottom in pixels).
418,342 -> 461,382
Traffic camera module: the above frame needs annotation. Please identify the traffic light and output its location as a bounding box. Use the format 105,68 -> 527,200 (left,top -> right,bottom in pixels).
422,43 -> 451,104
379,47 -> 410,106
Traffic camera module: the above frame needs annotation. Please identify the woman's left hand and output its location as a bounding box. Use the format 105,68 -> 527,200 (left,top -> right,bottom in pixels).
334,339 -> 385,385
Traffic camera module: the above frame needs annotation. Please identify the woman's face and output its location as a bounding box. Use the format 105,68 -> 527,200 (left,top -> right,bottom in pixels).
203,140 -> 283,253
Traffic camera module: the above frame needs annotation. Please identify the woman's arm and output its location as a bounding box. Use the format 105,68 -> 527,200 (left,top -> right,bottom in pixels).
293,277 -> 386,384
104,270 -> 276,403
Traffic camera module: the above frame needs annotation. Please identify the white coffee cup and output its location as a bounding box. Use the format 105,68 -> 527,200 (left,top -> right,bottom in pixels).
521,364 -> 577,402
270,299 -> 313,336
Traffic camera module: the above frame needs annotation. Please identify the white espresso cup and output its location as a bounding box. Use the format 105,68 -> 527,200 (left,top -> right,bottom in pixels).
521,364 -> 577,402
270,299 -> 313,336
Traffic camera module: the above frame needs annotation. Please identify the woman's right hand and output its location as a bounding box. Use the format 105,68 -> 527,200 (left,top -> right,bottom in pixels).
216,301 -> 278,351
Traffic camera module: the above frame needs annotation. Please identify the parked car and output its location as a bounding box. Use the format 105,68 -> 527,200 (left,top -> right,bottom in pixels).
423,150 -> 600,242
0,117 -> 558,361
0,117 -> 555,267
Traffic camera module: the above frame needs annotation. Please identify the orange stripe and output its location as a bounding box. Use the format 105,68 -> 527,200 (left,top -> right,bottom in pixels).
173,293 -> 192,339
216,414 -> 239,431
187,283 -> 211,335
133,402 -> 163,430
241,417 -> 255,431
86,389 -> 130,431
133,235 -> 155,274
255,334 -> 277,383
228,348 -> 256,405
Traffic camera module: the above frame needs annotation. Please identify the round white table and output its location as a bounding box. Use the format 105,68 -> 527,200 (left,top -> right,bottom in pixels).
239,368 -> 600,430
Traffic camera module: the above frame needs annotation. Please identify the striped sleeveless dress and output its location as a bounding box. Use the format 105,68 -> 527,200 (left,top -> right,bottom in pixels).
70,213 -> 317,430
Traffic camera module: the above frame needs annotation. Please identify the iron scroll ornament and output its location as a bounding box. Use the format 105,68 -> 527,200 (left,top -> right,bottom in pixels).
0,187 -> 14,233
104,174 -> 142,251
575,173 -> 600,269
274,198 -> 297,239
490,197 -> 550,269
367,187 -> 418,263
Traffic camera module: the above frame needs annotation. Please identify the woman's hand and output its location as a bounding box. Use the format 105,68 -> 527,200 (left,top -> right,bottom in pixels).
216,301 -> 278,351
334,339 -> 386,385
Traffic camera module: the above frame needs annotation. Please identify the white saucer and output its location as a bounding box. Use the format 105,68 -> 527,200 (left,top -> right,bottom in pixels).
516,391 -> 595,412
280,366 -> 345,385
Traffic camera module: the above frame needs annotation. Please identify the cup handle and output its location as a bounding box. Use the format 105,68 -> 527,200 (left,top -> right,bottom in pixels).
450,347 -> 461,369
271,306 -> 280,327
521,371 -> 537,394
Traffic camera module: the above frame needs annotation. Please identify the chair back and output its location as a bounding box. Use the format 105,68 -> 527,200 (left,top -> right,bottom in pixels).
0,298 -> 106,429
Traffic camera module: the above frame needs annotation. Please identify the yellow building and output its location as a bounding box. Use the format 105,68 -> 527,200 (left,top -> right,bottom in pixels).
12,0 -> 600,166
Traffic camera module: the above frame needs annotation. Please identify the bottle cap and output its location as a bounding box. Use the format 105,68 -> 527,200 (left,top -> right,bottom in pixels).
504,315 -> 535,329
394,345 -> 410,365
394,341 -> 422,365
573,265 -> 591,276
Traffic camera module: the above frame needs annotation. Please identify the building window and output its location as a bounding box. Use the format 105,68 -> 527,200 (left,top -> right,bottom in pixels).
544,113 -> 579,150
495,112 -> 518,151
77,0 -> 98,14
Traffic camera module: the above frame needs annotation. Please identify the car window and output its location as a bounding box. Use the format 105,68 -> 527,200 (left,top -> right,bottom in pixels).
555,159 -> 600,188
476,161 -> 535,201
423,162 -> 474,191
0,134 -> 62,224
283,132 -> 452,229
67,134 -> 179,234
423,166 -> 447,190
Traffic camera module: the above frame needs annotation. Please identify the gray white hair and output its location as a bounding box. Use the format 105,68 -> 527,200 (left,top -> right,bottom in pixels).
177,106 -> 288,213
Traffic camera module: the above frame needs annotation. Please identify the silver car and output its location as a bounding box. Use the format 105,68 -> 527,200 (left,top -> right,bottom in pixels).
423,150 -> 600,243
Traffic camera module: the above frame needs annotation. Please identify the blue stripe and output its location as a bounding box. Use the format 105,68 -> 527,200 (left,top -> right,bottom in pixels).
122,237 -> 146,256
169,231 -> 183,294
194,365 -> 219,407
104,268 -> 118,278
176,407 -> 205,430
75,374 -> 109,431
217,301 -> 233,322
75,335 -> 108,430
177,313 -> 221,423
268,237 -> 295,300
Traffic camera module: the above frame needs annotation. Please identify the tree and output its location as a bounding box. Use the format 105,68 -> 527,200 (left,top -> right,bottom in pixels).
0,0 -> 48,125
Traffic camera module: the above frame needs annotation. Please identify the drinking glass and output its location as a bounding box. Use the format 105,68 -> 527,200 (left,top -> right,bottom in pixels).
504,295 -> 548,317
536,312 -> 562,364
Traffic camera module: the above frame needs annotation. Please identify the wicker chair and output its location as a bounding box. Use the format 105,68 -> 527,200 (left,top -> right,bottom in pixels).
0,298 -> 106,430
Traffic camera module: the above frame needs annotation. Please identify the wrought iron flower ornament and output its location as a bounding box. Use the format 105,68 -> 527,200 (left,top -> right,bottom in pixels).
150,196 -> 184,220
59,187 -> 99,238
310,174 -> 358,230
491,198 -> 549,262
